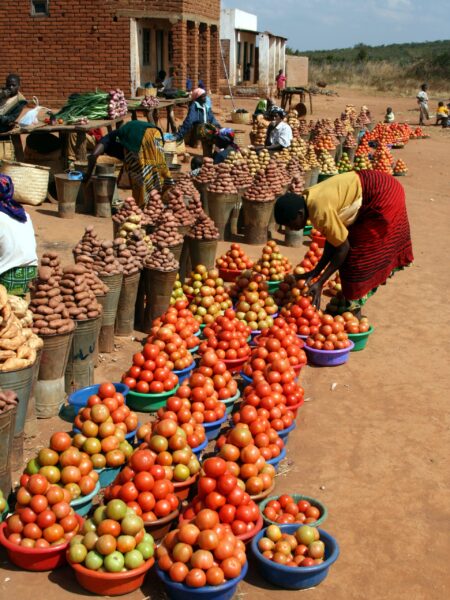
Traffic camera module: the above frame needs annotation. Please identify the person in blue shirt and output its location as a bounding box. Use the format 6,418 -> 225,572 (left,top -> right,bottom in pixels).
175,88 -> 221,156
213,129 -> 239,164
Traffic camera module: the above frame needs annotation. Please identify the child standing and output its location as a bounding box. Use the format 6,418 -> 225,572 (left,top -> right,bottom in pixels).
384,107 -> 395,123
275,69 -> 286,99
416,83 -> 429,125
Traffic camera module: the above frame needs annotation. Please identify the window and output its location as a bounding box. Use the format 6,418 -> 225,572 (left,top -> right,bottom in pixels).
31,0 -> 49,16
143,29 -> 151,66
237,42 -> 241,66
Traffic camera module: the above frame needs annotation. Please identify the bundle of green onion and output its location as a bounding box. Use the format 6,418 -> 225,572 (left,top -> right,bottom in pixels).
56,89 -> 128,123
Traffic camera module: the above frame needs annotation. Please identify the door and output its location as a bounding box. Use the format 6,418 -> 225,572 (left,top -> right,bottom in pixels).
156,30 -> 164,75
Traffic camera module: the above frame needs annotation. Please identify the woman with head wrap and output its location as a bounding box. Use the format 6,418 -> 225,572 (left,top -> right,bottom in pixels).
274,171 -> 413,314
84,120 -> 174,207
213,128 -> 239,164
0,175 -> 38,295
175,88 -> 221,156
254,106 -> 292,153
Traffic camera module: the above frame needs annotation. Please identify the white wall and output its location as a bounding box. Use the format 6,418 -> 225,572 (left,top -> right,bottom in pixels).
257,32 -> 286,94
220,8 -> 258,85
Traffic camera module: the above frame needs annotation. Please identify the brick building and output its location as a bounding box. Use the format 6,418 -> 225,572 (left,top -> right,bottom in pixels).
0,0 -> 220,104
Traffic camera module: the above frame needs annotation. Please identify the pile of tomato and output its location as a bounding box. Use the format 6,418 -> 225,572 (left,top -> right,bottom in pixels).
216,243 -> 254,272
157,507 -> 247,586
263,495 -> 322,525
167,371 -> 227,424
149,327 -> 195,371
257,524 -> 325,567
183,457 -> 265,531
218,416 -> 283,463
198,350 -> 239,400
5,473 -> 81,548
305,314 -> 351,350
341,312 -> 370,334
280,296 -> 321,337
242,333 -> 307,378
199,310 -> 251,361
122,342 -> 179,394
296,241 -> 323,273
151,401 -> 207,449
104,449 -> 180,522
150,299 -> 200,351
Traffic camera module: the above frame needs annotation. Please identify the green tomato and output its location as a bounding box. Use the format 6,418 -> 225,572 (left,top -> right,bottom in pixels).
173,464 -> 190,482
85,550 -> 104,571
83,531 -> 99,551
0,497 -> 6,512
69,544 -> 88,564
124,549 -> 144,570
70,534 -> 84,547
137,542 -> 154,560
106,499 -> 127,521
93,505 -> 108,525
26,458 -> 40,475
81,518 -> 97,535
295,525 -> 316,546
104,551 -> 125,573
120,514 -> 144,536
142,533 -> 154,546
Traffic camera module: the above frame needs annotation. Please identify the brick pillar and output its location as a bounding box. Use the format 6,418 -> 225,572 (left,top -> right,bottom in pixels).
210,24 -> 219,93
172,19 -> 187,90
187,21 -> 199,89
199,23 -> 210,92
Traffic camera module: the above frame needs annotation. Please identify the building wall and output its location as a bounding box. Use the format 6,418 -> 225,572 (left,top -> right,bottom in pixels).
220,8 -> 258,86
0,0 -> 220,103
257,33 -> 286,94
285,56 -> 309,87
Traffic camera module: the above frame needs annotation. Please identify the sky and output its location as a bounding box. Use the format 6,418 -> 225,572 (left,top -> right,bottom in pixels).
221,0 -> 449,51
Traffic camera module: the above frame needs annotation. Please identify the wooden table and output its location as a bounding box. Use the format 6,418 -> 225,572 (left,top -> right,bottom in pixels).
2,117 -> 125,164
280,89 -> 313,115
128,97 -> 191,133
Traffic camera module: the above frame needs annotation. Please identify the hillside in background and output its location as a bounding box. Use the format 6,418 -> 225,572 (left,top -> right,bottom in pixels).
288,40 -> 450,94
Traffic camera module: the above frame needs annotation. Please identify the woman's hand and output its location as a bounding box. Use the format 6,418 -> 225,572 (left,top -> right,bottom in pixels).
306,281 -> 323,309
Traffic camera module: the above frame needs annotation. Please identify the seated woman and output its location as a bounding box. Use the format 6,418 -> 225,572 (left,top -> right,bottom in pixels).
84,121 -> 174,207
213,129 -> 239,164
0,175 -> 38,296
175,88 -> 221,157
274,171 -> 413,315
254,106 -> 292,153
0,74 -> 27,134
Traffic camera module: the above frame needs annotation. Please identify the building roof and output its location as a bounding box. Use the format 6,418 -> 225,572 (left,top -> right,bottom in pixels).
236,28 -> 260,35
260,30 -> 288,41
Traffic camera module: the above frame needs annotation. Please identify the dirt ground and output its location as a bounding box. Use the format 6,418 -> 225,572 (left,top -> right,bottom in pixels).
1,87 -> 449,599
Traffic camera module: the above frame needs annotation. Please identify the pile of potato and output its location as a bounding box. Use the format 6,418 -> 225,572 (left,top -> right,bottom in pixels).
287,110 -> 300,137
208,163 -> 238,194
8,295 -> 33,330
265,160 -> 287,196
334,118 -> 347,137
143,189 -> 165,226
0,389 -> 18,415
150,210 -> 183,248
240,149 -> 259,176
230,160 -> 253,189
318,150 -> 338,175
250,117 -> 268,145
286,157 -> 302,178
176,175 -> 202,205
344,132 -> 357,148
243,170 -> 275,203
73,227 -> 123,277
224,150 -> 244,166
113,231 -> 150,274
358,107 -> 371,126
289,174 -> 306,194
166,187 -> 195,226
58,264 -> 103,320
29,266 -> 75,335
40,252 -> 63,282
112,197 -> 146,227
298,120 -> 310,136
144,246 -> 179,272
189,212 -> 219,240
306,144 -> 320,168
84,271 -> 110,297
194,157 -> 216,184
0,285 -> 43,371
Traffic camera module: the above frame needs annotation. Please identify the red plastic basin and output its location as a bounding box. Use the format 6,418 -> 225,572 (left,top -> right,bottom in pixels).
173,472 -> 199,501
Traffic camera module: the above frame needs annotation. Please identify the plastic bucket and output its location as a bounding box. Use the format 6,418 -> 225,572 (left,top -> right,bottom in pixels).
95,466 -> 121,489
204,414 -> 227,441
309,167 -> 320,185
222,390 -> 240,415
242,199 -> 275,245
143,509 -> 180,542
207,191 -> 238,240
55,173 -> 81,219
347,325 -> 374,351
65,317 -> 101,394
173,473 -> 199,501
251,525 -> 339,590
98,273 -> 123,352
115,271 -> 141,336
0,407 -> 17,494
92,175 -> 115,218
156,558 -> 247,600
35,330 -> 74,418
188,238 -> 218,271
304,341 -> 354,366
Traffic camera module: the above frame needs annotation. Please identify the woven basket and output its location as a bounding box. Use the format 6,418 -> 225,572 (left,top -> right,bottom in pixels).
233,129 -> 246,147
231,111 -> 251,125
0,140 -> 14,160
136,87 -> 157,97
163,140 -> 186,155
0,160 -> 50,205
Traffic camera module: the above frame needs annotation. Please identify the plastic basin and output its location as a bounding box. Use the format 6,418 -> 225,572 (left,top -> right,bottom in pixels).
0,514 -> 83,571
203,414 -> 227,441
218,267 -> 244,283
189,344 -> 200,355
1,500 -> 9,523
156,559 -> 247,600
174,363 -> 195,383
127,384 -> 179,412
267,280 -> 283,293
192,438 -> 208,459
288,398 -> 304,418
73,426 -> 137,444
68,383 -> 129,410
250,480 -> 275,503
304,341 -> 354,366
68,555 -> 155,596
251,524 -> 339,589
266,447 -> 286,471
347,326 -> 374,351
143,509 -> 179,542
193,329 -> 201,338
223,354 -> 250,374
95,466 -> 121,489
237,513 -> 264,544
278,421 -> 297,443
240,372 -> 253,387
70,481 -> 100,516
303,225 -> 313,236
222,390 -> 240,415
259,494 -> 328,528
312,233 -> 326,248
173,473 -> 199,501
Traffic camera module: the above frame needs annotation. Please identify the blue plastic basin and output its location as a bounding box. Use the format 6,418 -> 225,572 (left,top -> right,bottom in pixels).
222,390 -> 240,415
204,415 -> 227,441
266,447 -> 286,471
174,363 -> 195,384
68,383 -> 129,410
192,438 -> 208,459
251,524 -> 339,590
278,421 -> 297,443
70,481 -> 100,517
94,466 -> 121,489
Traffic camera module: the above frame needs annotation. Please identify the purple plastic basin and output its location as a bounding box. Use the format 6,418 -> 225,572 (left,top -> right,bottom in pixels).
304,341 -> 354,366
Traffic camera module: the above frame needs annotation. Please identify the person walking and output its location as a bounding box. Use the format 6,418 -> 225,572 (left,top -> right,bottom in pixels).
275,69 -> 286,99
416,83 -> 429,126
